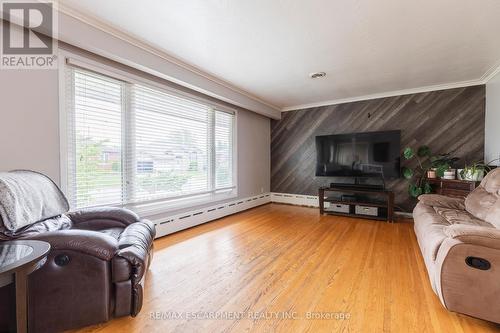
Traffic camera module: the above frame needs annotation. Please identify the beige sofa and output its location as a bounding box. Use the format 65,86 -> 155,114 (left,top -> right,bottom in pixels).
413,168 -> 500,323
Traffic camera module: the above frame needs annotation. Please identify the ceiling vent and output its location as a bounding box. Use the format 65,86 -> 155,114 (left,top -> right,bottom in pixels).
309,72 -> 327,79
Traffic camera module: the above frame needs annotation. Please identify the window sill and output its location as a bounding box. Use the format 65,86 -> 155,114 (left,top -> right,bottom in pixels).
125,189 -> 238,218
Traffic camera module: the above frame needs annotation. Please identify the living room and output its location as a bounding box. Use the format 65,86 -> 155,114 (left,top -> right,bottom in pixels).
0,1 -> 499,332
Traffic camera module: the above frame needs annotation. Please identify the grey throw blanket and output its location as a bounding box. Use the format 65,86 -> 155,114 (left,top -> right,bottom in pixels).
0,170 -> 69,235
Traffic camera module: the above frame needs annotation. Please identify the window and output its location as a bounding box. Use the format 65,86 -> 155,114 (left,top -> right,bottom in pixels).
64,65 -> 236,210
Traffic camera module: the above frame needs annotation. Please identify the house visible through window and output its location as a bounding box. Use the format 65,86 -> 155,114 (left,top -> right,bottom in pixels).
65,66 -> 235,209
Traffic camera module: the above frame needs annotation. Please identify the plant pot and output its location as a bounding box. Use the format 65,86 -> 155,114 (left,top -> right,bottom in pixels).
427,170 -> 437,179
460,169 -> 484,181
442,169 -> 456,180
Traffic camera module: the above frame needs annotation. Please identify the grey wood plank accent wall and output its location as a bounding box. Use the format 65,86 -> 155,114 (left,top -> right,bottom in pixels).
271,85 -> 485,212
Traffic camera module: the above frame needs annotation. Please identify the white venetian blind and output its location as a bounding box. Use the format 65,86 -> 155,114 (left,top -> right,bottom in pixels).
66,68 -> 124,208
215,110 -> 234,189
130,84 -> 211,202
65,62 -> 236,209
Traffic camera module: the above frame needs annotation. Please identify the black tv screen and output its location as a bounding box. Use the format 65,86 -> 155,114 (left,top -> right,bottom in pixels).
315,130 -> 401,178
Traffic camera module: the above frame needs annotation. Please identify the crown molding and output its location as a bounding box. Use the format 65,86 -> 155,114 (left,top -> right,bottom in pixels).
55,2 -> 282,116
281,66 -> 500,112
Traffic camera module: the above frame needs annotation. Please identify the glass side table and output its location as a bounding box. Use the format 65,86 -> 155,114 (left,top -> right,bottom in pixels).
0,240 -> 50,333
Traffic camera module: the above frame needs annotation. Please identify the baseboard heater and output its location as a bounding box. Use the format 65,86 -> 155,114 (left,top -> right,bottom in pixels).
153,193 -> 271,238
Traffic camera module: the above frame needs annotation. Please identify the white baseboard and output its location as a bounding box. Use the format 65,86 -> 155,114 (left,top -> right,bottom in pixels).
154,193 -> 271,238
271,192 -> 319,207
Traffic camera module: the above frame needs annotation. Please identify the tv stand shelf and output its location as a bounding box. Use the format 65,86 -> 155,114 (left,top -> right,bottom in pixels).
319,186 -> 395,222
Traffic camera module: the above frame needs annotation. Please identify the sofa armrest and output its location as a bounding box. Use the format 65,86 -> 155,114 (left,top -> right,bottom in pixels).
29,229 -> 118,260
433,232 -> 500,322
443,224 -> 500,250
116,220 -> 155,278
115,220 -> 155,316
68,207 -> 140,227
418,194 -> 465,210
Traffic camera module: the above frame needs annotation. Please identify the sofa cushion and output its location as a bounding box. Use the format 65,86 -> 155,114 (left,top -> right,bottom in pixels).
465,168 -> 500,228
98,227 -> 125,240
418,194 -> 465,210
433,207 -> 492,227
465,187 -> 497,221
0,170 -> 69,233
481,168 -> 500,194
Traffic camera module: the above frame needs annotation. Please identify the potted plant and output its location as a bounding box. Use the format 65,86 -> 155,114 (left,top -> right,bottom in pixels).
458,159 -> 499,181
401,145 -> 459,198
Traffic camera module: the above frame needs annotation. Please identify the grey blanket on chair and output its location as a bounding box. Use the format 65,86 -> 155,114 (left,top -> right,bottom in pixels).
0,170 -> 69,235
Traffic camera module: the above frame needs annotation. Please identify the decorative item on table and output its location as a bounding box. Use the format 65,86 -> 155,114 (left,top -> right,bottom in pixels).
427,169 -> 437,179
458,167 -> 483,181
401,145 -> 459,198
442,169 -> 456,180
458,159 -> 500,181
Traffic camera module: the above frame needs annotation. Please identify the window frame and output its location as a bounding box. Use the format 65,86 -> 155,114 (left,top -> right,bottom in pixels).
58,50 -> 238,216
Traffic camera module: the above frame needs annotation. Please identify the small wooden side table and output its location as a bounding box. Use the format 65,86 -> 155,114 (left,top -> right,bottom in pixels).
0,240 -> 50,333
426,178 -> 480,198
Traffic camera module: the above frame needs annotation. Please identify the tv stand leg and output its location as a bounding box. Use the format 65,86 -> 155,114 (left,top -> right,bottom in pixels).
319,188 -> 325,215
387,192 -> 395,223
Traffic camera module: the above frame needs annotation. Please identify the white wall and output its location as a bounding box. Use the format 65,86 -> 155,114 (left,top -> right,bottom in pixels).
0,70 -> 60,181
486,71 -> 500,165
236,110 -> 271,198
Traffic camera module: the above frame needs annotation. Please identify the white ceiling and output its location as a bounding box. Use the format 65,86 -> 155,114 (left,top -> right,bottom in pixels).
61,0 -> 500,111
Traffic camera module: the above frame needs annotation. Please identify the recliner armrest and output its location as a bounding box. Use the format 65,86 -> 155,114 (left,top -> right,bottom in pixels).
115,220 -> 155,316
29,229 -> 118,260
116,220 -> 155,281
444,224 -> 500,250
418,194 -> 465,210
68,207 -> 140,227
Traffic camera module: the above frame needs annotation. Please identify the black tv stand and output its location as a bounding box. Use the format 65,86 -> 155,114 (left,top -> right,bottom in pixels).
319,185 -> 395,222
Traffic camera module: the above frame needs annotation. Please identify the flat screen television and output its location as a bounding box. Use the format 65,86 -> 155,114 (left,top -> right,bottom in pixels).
315,130 -> 401,179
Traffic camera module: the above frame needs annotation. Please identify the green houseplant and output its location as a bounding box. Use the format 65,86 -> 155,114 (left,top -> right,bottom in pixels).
401,145 -> 459,198
459,158 -> 499,181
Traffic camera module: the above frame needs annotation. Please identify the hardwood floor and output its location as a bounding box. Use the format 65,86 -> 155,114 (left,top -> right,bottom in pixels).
73,204 -> 500,333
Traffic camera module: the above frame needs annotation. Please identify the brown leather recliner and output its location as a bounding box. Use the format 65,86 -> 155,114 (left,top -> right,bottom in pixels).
0,170 -> 155,332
